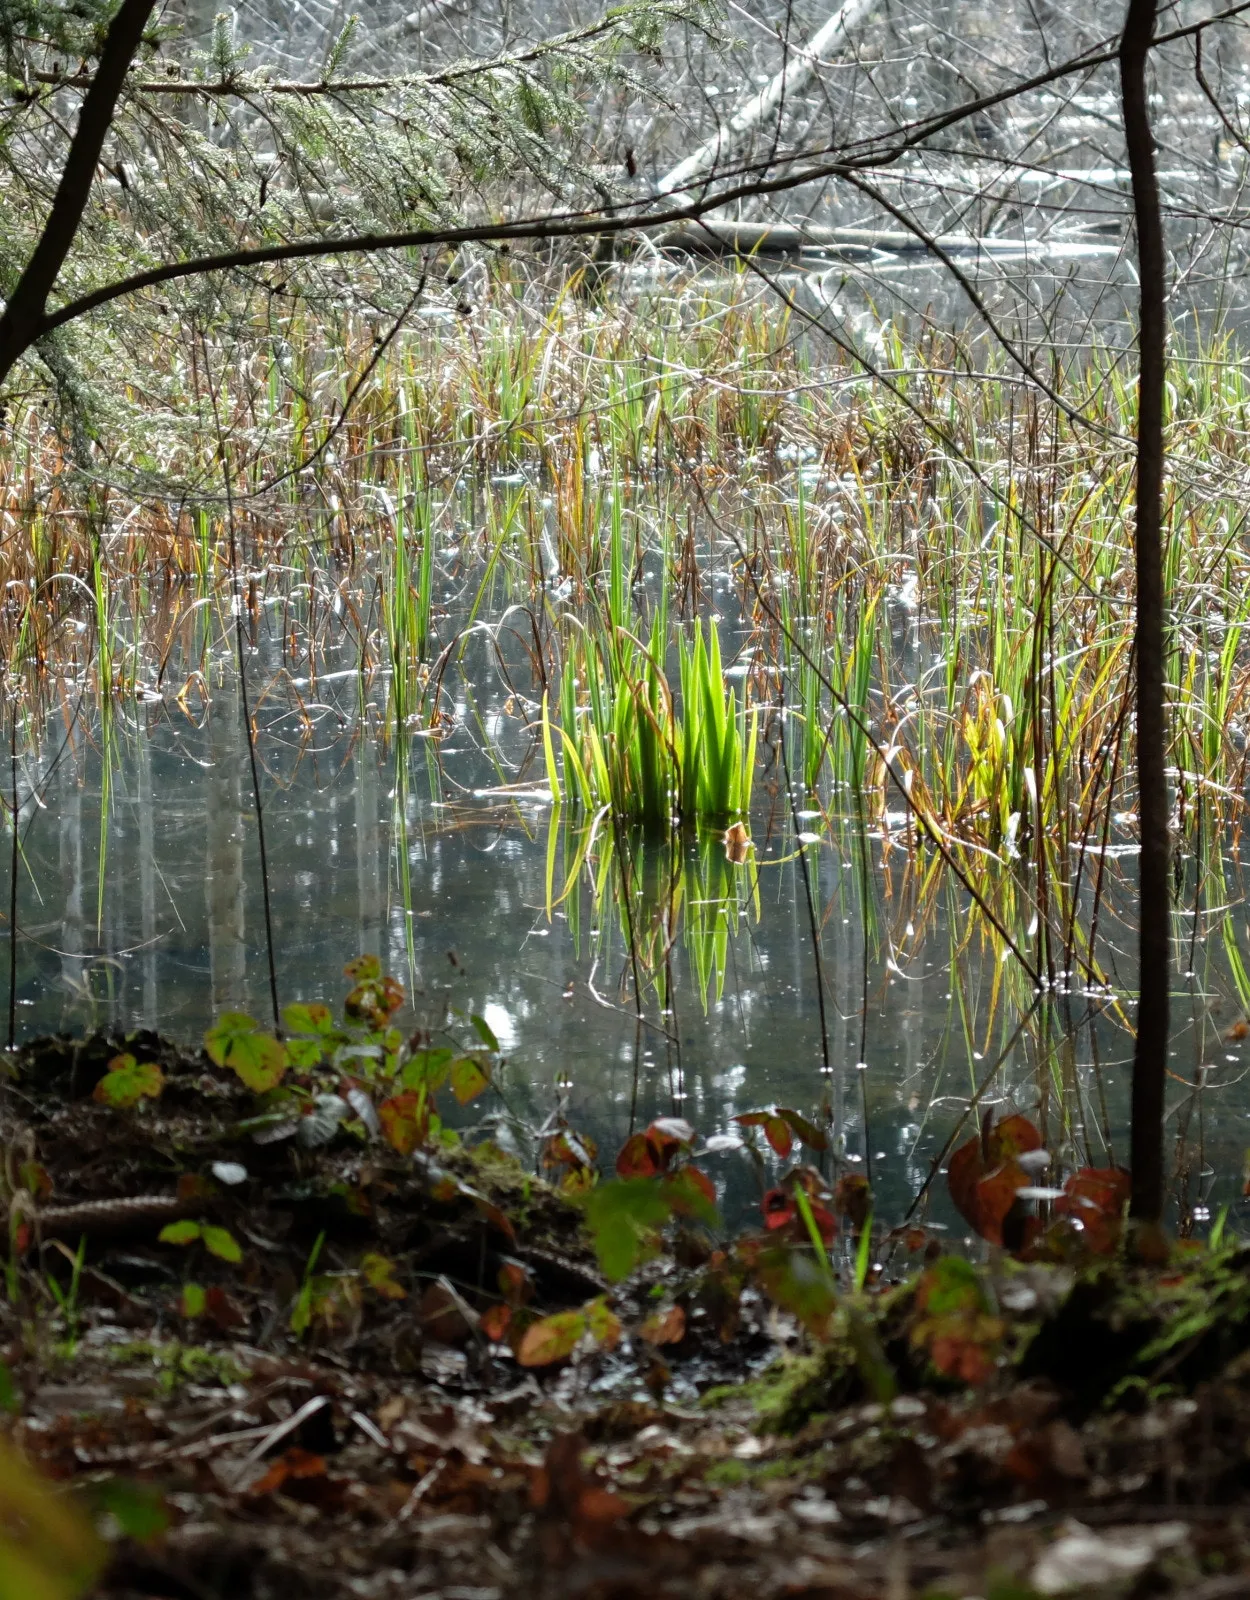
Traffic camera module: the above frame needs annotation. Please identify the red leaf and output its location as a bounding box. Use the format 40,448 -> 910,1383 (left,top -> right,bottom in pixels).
762,1188 -> 795,1230
204,1286 -> 246,1330
616,1132 -> 659,1178
379,1091 -> 428,1156
577,1484 -> 630,1524
1055,1166 -> 1131,1254
648,1117 -> 694,1149
776,1108 -> 829,1152
471,1194 -> 517,1242
498,1261 -> 532,1304
480,1303 -> 513,1342
638,1304 -> 686,1345
989,1113 -> 1043,1163
948,1112 -> 1042,1246
531,1433 -> 629,1532
975,1161 -> 1031,1247
763,1117 -> 793,1160
542,1129 -> 597,1173
929,1334 -> 995,1385
249,1448 -> 326,1497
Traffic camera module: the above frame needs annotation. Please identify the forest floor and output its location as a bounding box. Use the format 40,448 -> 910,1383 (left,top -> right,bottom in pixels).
5,1029 -> 1250,1600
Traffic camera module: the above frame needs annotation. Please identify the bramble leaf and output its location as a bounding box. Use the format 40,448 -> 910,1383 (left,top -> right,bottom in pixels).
763,1116 -> 793,1159
615,1131 -> 659,1178
201,1225 -> 242,1263
663,1165 -> 719,1224
94,1054 -> 164,1109
516,1309 -> 587,1366
947,1112 -> 1042,1247
401,1048 -> 454,1093
204,1013 -> 288,1092
284,1037 -> 323,1070
584,1179 -> 672,1281
282,1002 -> 334,1036
777,1107 -> 828,1152
450,1055 -> 489,1105
379,1091 -> 428,1156
361,1252 -> 406,1300
159,1220 -> 201,1247
1055,1166 -> 1131,1254
344,955 -> 382,982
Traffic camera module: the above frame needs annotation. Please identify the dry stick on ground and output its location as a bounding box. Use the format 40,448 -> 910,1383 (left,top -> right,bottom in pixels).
1121,0 -> 1169,1225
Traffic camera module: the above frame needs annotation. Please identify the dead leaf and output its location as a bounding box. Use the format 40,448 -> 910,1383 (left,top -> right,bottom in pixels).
638,1304 -> 686,1346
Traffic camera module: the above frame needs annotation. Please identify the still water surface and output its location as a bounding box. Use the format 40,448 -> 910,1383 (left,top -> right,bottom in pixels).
11,609 -> 1250,1239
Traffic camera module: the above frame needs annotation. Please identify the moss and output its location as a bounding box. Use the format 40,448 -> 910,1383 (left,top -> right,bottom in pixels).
1017,1244 -> 1250,1412
698,1383 -> 741,1410
756,1455 -> 810,1483
745,1351 -> 840,1434
104,1339 -> 250,1395
703,1453 -> 812,1489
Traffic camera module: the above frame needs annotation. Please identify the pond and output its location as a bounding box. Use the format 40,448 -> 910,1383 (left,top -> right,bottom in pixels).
9,536 -> 1250,1242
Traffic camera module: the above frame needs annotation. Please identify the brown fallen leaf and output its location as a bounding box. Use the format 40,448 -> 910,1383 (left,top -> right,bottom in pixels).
638,1304 -> 686,1346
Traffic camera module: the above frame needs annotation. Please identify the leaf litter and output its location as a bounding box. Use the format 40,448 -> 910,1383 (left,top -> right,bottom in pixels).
5,1011 -> 1250,1598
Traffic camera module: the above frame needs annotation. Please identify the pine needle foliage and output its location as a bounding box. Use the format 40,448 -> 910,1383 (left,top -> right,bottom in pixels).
0,0 -> 719,456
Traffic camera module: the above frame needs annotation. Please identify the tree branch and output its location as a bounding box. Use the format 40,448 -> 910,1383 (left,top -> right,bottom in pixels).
0,0 -> 157,378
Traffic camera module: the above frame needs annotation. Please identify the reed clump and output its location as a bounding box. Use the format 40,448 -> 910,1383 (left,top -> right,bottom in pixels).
3,267 -> 1250,958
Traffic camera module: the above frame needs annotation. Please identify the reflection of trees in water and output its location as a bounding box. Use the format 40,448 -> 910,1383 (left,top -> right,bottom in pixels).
207,666 -> 246,1014
58,772 -> 84,1029
137,731 -> 158,1029
356,741 -> 383,959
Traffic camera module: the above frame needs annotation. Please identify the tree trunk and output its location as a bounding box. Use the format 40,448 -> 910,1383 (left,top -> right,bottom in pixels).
1120,0 -> 1168,1223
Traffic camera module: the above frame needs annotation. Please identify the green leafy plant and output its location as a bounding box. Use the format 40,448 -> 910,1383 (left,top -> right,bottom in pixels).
289,1232 -> 327,1338
909,1256 -> 1005,1385
203,1013 -> 288,1092
583,1118 -> 719,1281
515,1294 -> 621,1367
543,618 -> 755,829
207,959 -> 497,1156
45,1236 -> 87,1352
158,1220 -> 243,1264
92,1053 -> 164,1108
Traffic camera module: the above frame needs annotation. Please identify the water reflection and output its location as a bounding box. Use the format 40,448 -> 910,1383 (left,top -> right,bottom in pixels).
8,647 -> 1250,1238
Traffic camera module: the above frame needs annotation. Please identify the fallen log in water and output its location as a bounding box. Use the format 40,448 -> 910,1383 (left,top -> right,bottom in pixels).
651,218 -> 1121,259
